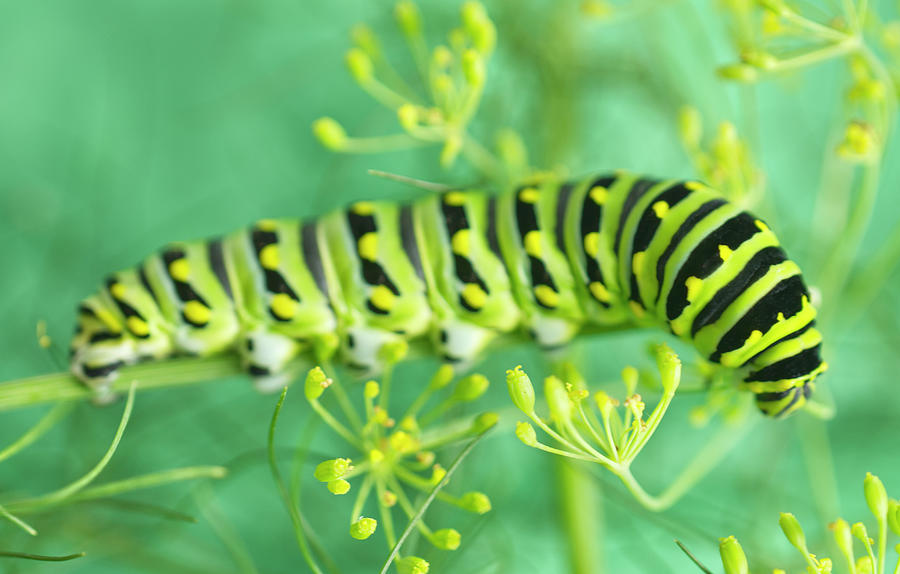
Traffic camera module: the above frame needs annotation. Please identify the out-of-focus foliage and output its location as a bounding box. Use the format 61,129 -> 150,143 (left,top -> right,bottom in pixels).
0,0 -> 899,573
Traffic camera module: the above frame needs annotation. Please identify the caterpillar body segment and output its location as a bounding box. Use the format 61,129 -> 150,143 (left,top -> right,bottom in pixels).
70,172 -> 827,416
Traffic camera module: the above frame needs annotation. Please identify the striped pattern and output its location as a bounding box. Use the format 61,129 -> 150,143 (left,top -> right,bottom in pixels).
70,172 -> 826,416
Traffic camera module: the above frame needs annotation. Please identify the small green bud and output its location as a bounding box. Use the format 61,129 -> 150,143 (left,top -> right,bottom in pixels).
350,516 -> 377,540
312,118 -> 347,151
506,366 -> 536,414
717,63 -> 759,83
345,48 -> 373,83
621,366 -> 638,396
432,528 -> 461,550
461,1 -> 495,54
851,521 -> 871,544
831,519 -> 854,562
864,472 -> 889,520
388,431 -> 417,454
515,421 -> 537,446
453,374 -> 490,401
594,390 -> 617,418
397,103 -> 419,131
416,450 -> 435,467
430,364 -> 455,390
471,411 -> 499,433
351,24 -> 380,57
719,536 -> 749,574
395,0 -> 421,37
740,49 -> 777,69
779,512 -> 807,551
304,366 -> 332,400
364,380 -> 380,399
545,375 -> 573,422
888,500 -> 900,536
399,415 -> 419,433
654,344 -> 681,393
378,339 -> 408,364
314,458 -> 352,482
429,464 -> 447,485
397,556 -> 430,574
432,45 -> 452,69
327,478 -> 351,495
678,106 -> 702,150
461,49 -> 484,87
838,121 -> 878,162
459,491 -> 492,514
382,490 -> 398,507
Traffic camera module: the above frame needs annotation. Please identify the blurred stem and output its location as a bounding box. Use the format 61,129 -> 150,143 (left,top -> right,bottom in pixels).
0,401 -> 74,462
797,415 -> 841,543
557,459 -> 603,574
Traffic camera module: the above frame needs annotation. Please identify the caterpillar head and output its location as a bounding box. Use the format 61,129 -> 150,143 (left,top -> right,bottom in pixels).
745,328 -> 827,417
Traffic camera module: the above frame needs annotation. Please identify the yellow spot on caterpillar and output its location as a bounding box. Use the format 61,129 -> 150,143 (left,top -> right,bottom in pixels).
632,251 -> 646,275
259,244 -> 280,270
533,285 -> 559,308
518,187 -> 540,204
589,281 -> 611,303
718,244 -> 733,261
451,229 -> 471,256
444,191 -> 467,206
755,219 -> 769,233
183,301 -> 211,325
169,259 -> 190,282
685,181 -> 704,191
629,300 -> 646,318
651,201 -> 669,218
685,276 -> 703,302
524,230 -> 542,258
461,283 -> 488,310
126,316 -> 150,337
777,312 -> 785,322
583,232 -> 600,258
369,285 -> 396,312
357,232 -> 378,261
589,186 -> 608,205
352,202 -> 376,215
746,329 -> 763,346
109,282 -> 126,300
270,293 -> 297,320
256,219 -> 278,232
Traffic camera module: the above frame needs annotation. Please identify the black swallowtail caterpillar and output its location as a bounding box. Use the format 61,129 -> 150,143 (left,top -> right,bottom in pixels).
70,172 -> 827,417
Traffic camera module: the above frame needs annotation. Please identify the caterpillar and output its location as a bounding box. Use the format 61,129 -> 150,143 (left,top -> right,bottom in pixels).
70,172 -> 827,417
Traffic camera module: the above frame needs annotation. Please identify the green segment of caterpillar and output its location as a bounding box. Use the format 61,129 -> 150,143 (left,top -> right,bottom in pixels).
70,172 -> 827,416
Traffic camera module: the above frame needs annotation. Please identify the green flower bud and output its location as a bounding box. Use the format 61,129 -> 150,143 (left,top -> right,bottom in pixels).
397,103 -> 419,131
852,521 -> 871,544
399,415 -> 419,433
432,528 -> 461,550
432,45 -> 452,69
345,48 -> 373,84
545,375 -> 573,422
864,472 -> 888,520
888,500 -> 900,536
327,479 -> 351,495
304,366 -> 332,400
430,364 -> 455,390
654,344 -> 681,393
740,49 -> 777,69
429,464 -> 447,485
459,491 -> 492,514
378,339 -> 409,364
621,366 -> 638,397
416,450 -> 435,467
506,366 -> 536,414
471,411 -> 499,433
395,0 -> 421,37
678,106 -> 702,150
397,556 -> 430,574
382,490 -> 398,507
461,1 -> 495,54
779,512 -> 808,552
515,421 -> 537,446
461,49 -> 484,87
717,63 -> 759,83
350,517 -> 377,540
440,134 -> 462,167
314,458 -> 352,482
351,24 -> 379,56
364,380 -> 380,399
719,536 -> 749,574
594,390 -> 617,418
312,118 -> 347,151
838,121 -> 878,162
453,374 -> 490,401
388,431 -> 417,454
831,519 -> 854,560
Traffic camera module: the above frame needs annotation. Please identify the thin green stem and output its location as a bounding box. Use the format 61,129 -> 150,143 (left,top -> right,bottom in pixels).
374,478 -> 398,549
768,38 -> 861,74
310,400 -> 363,449
350,474 -> 375,525
557,459 -> 603,574
320,363 -> 363,433
0,401 -> 73,463
379,431 -> 488,574
0,503 -> 36,536
0,551 -> 85,562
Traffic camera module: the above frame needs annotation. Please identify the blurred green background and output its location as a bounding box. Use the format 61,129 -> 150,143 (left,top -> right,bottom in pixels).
1,0 -> 899,572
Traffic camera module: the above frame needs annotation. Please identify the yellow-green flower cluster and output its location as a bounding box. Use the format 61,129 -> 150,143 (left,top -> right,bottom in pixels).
312,0 -> 524,182
717,473 -> 900,574
303,349 -> 494,564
